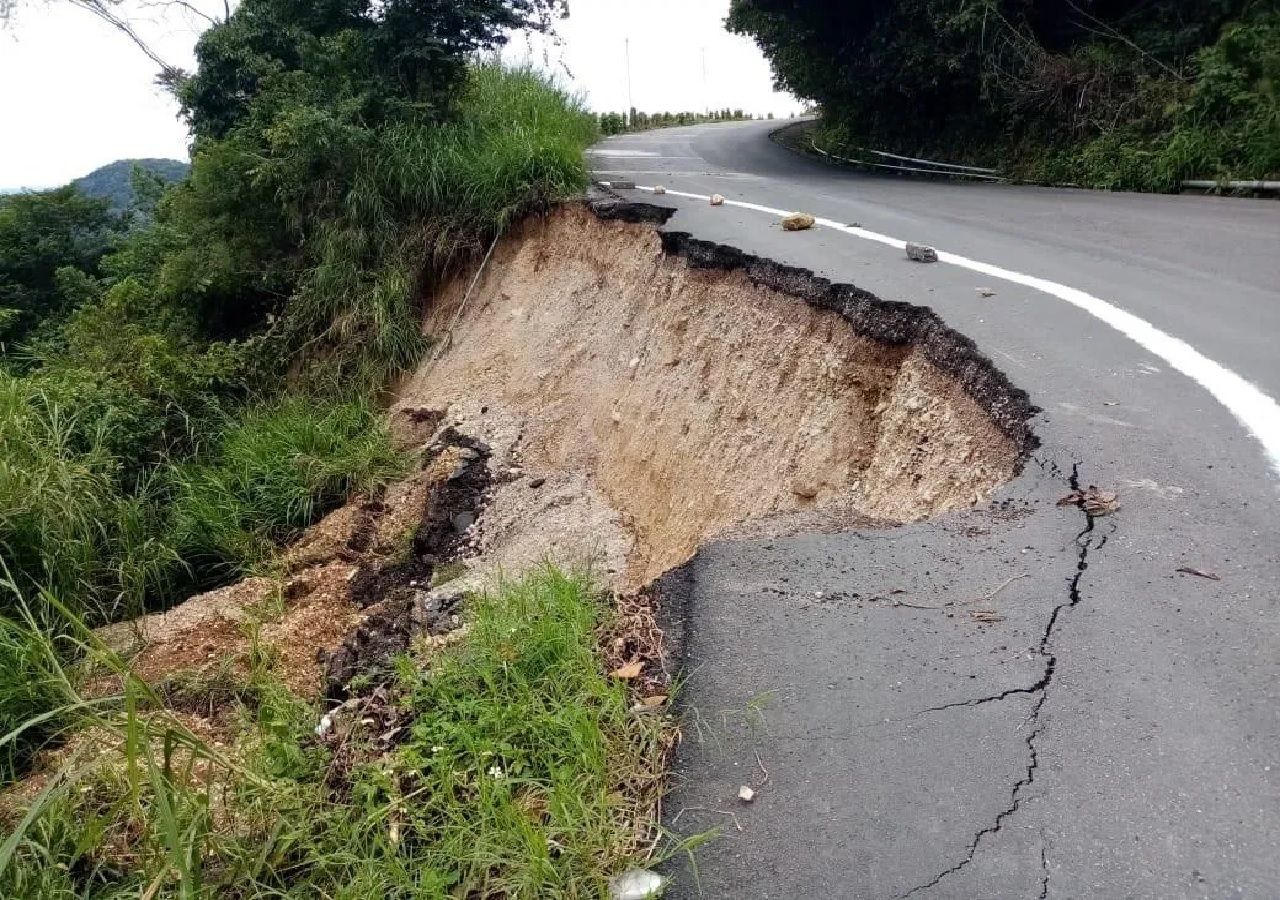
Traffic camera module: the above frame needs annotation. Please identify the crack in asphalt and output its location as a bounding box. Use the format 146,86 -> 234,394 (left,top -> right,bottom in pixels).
897,461 -> 1107,899
1038,832 -> 1051,900
919,679 -> 1048,714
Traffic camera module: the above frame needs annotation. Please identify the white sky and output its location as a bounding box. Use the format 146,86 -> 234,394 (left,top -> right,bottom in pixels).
0,0 -> 797,189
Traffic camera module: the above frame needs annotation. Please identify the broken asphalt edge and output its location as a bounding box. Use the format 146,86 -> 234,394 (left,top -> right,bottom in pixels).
585,187 -> 1040,460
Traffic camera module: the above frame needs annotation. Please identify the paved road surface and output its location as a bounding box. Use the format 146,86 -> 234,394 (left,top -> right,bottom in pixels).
590,121 -> 1280,899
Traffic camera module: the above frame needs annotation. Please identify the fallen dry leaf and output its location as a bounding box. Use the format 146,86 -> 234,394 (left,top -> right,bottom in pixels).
1057,486 -> 1120,516
639,694 -> 667,708
1176,566 -> 1221,581
610,660 -> 644,680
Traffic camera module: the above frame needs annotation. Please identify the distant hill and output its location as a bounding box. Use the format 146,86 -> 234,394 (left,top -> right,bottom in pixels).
72,158 -> 190,212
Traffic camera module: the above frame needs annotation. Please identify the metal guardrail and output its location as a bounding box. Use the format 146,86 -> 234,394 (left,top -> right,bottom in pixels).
856,147 -> 999,174
810,140 -> 1006,182
1181,179 -> 1280,192
815,143 -> 1280,194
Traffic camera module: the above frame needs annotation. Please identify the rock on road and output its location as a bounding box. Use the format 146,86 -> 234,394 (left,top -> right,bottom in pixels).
590,120 -> 1280,899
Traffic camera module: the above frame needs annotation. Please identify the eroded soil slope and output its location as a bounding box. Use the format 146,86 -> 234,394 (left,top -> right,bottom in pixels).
397,204 -> 1033,587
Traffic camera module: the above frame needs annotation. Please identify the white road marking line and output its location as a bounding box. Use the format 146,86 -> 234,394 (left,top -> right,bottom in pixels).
586,150 -> 702,159
634,184 -> 1280,479
594,171 -> 758,178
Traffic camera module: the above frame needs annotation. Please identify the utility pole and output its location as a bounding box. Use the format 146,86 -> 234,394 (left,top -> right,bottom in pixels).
625,37 -> 635,128
701,46 -> 709,116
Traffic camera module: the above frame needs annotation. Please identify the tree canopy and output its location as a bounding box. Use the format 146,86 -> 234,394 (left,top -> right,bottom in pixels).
73,159 -> 191,212
729,0 -> 1280,188
180,0 -> 568,137
0,187 -> 119,350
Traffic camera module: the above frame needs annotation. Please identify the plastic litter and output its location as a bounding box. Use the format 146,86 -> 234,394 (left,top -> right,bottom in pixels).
609,869 -> 668,900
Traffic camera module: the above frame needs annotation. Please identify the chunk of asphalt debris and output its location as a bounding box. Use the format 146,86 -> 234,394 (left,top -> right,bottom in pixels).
710,193 -> 726,206
451,511 -> 475,532
782,212 -> 816,231
412,587 -> 467,637
906,242 -> 938,263
528,477 -> 547,489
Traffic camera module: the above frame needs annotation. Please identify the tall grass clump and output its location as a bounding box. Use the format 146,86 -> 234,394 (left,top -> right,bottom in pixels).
0,607 -> 71,784
290,64 -> 597,385
0,376 -> 404,626
0,375 -> 172,624
169,395 -> 406,582
0,388 -> 404,785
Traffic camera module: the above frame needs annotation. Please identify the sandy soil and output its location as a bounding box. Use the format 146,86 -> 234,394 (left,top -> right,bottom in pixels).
396,205 -> 1019,587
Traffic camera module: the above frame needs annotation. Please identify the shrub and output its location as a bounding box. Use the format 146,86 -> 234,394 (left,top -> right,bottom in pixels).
163,63 -> 596,389
0,187 -> 120,352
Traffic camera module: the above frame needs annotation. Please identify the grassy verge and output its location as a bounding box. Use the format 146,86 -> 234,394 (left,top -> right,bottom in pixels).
0,384 -> 404,625
168,395 -> 406,585
1,569 -> 675,898
0,389 -> 405,781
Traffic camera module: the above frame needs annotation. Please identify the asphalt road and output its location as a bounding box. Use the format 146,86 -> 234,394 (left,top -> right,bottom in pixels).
589,121 -> 1280,899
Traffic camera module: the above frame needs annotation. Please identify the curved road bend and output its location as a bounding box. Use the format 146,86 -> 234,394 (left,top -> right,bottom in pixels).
590,120 -> 1280,899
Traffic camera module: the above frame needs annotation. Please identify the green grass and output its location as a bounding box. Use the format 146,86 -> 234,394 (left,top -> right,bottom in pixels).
0,569 -> 676,898
0,374 -> 176,625
0,607 -> 71,784
0,390 -> 403,789
169,394 -> 406,583
0,381 -> 404,627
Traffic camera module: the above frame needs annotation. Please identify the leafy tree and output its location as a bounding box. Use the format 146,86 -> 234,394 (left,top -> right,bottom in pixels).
728,0 -> 1277,188
150,0 -> 580,383
0,187 -> 119,352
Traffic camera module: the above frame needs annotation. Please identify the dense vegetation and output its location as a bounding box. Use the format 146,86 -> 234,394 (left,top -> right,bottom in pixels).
73,160 -> 191,213
1,0 -> 595,789
729,0 -> 1280,190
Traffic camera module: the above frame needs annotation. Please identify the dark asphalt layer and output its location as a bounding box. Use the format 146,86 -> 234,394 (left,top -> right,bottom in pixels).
589,121 -> 1280,899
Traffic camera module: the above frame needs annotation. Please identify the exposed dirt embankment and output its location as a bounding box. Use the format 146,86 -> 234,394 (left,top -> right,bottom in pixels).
396,202 -> 1036,587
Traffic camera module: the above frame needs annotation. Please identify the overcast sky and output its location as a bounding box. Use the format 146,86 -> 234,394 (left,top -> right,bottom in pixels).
0,0 -> 798,189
